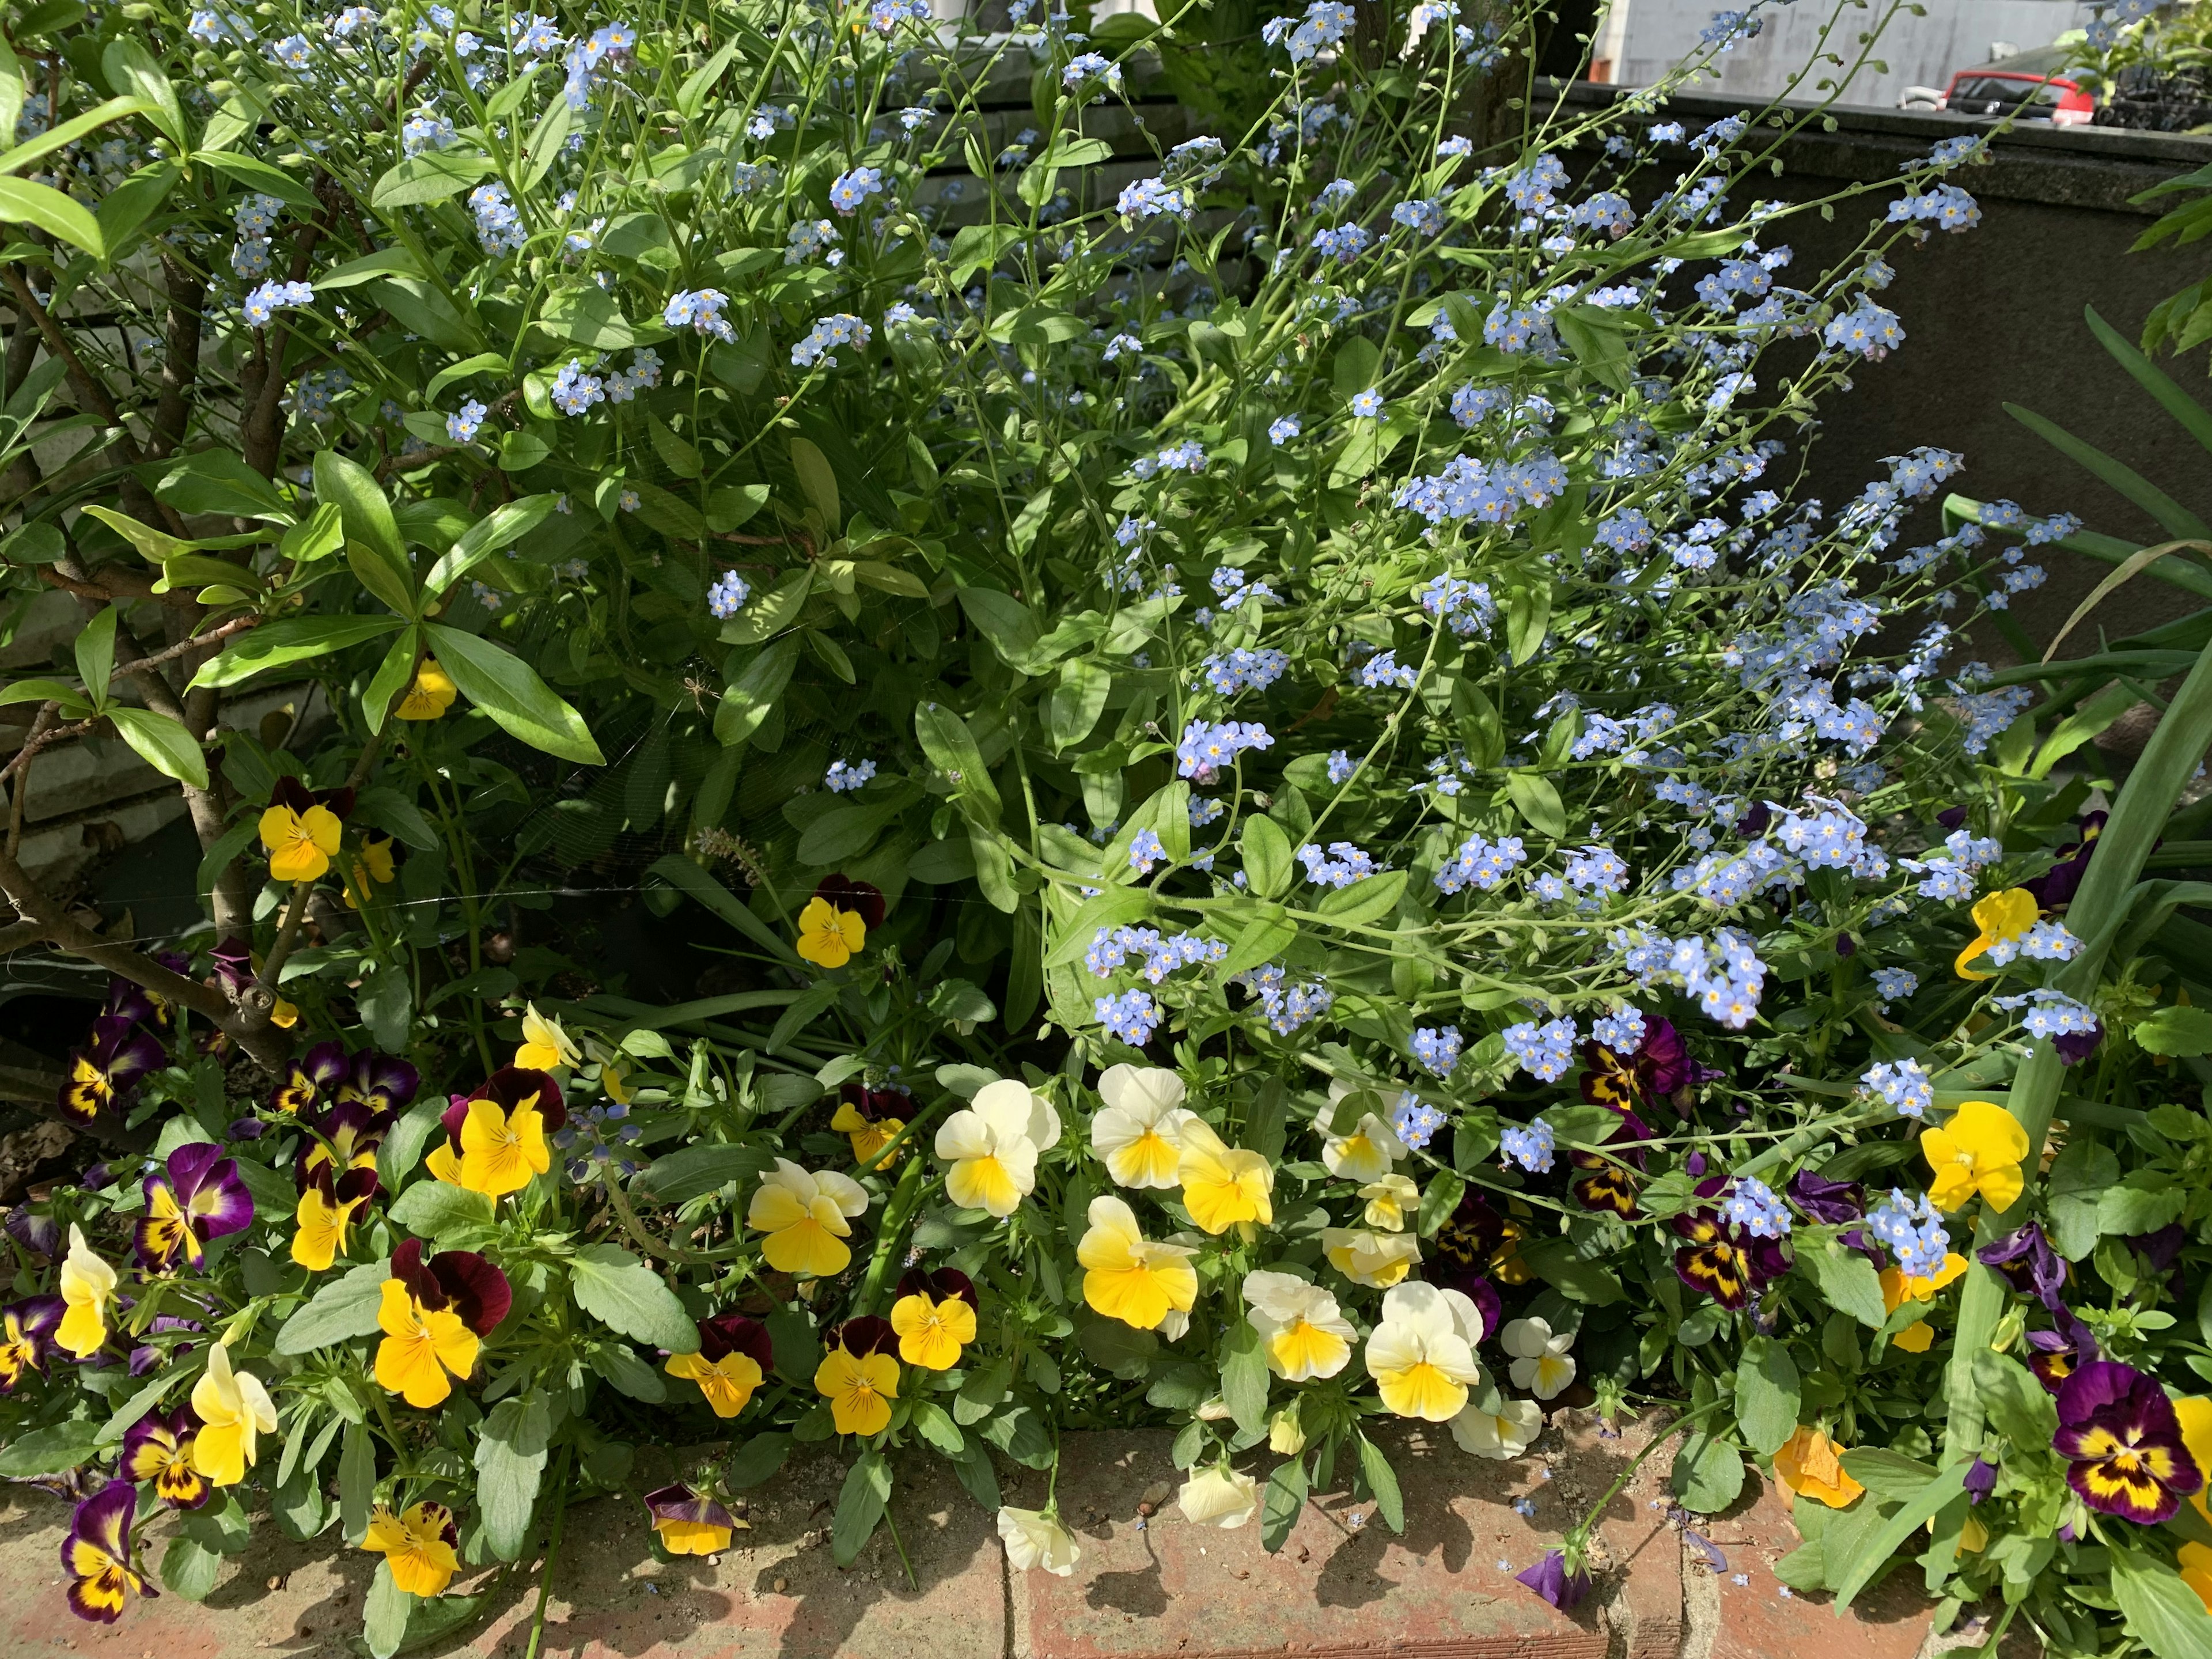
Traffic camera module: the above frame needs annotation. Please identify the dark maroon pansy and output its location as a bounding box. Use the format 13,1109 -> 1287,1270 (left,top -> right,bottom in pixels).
896,1266 -> 980,1312
2025,810 -> 2105,910
270,774 -> 354,821
696,1311 -> 776,1369
58,1016 -> 166,1126
1671,1179 -> 1787,1310
2052,1017 -> 2104,1068
814,874 -> 885,931
1979,1224 -> 2066,1311
389,1238 -> 512,1335
295,1097 -> 397,1194
342,1050 -> 421,1112
838,1080 -> 911,1122
830,1315 -> 898,1358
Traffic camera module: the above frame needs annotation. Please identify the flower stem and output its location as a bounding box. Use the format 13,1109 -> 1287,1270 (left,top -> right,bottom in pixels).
522,1442 -> 573,1659
1562,1397 -> 1726,1554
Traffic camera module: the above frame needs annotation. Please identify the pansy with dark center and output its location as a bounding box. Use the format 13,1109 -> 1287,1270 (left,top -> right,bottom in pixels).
666,1310 -> 775,1418
61,1481 -> 154,1622
135,1143 -> 255,1273
58,1016 -> 165,1125
0,1296 -> 62,1392
1569,1107 -> 1652,1218
1785,1168 -> 1863,1225
120,1406 -> 209,1509
1429,1188 -> 1530,1291
2053,1359 -> 2203,1524
295,1097 -> 397,1191
269,1040 -> 350,1116
338,1048 -> 421,1113
830,1079 -> 911,1166
1672,1178 -> 1788,1309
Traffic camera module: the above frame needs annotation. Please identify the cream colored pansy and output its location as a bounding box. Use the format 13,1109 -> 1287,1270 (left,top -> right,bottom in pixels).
1177,1119 -> 1274,1234
1364,1281 -> 1485,1422
998,1506 -> 1081,1575
1078,1195 -> 1199,1331
1268,1406 -> 1307,1455
1177,1465 -> 1260,1529
1359,1174 -> 1420,1232
56,1224 -> 118,1359
1316,1081 -> 1408,1183
1090,1065 -> 1196,1189
1450,1381 -> 1544,1460
1321,1225 -> 1422,1289
746,1159 -> 870,1277
1241,1269 -> 1354,1381
936,1078 -> 1062,1218
1501,1317 -> 1577,1400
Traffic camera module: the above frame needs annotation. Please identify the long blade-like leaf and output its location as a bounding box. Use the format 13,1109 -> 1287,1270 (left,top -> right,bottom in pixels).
2086,305 -> 2212,458
2005,401 -> 2212,541
2043,537 -> 2212,662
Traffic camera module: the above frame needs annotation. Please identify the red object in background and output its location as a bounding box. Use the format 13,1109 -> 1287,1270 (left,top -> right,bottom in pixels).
1940,67 -> 2098,125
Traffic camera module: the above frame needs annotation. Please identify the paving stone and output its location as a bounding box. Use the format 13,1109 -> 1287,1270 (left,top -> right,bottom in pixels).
1010,1426 -> 1612,1659
0,1445 -> 1005,1659
1697,1464 -> 1931,1659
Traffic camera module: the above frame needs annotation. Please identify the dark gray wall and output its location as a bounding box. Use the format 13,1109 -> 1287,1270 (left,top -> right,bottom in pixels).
1565,85 -> 2212,676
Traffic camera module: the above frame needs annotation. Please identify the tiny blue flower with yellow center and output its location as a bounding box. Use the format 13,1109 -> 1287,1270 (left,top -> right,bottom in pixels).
1350,388 -> 1384,418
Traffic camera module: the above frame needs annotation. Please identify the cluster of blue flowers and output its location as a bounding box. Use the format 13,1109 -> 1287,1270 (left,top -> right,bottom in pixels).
1096,988 -> 1161,1046
1087,926 -> 1228,984
1861,1058 -> 1934,1118
1176,719 -> 1273,782
1202,647 -> 1289,696
1237,964 -> 1333,1034
1297,842 -> 1380,888
1412,1025 -> 1462,1077
1500,1119 -> 1556,1173
1435,832 -> 1527,894
706,571 -> 751,619
824,759 -> 876,793
1723,1177 -> 1791,1238
1867,1189 -> 1950,1277
1502,1017 -> 1578,1082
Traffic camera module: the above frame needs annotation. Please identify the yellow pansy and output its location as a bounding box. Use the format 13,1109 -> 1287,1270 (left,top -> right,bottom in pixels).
1773,1426 -> 1866,1509
1879,1251 -> 1968,1352
56,1224 -> 116,1359
814,1324 -> 900,1437
747,1159 -> 869,1277
889,1272 -> 979,1371
374,1278 -> 480,1408
1921,1100 -> 2029,1213
514,1003 -> 579,1071
448,1092 -> 553,1197
796,899 -> 867,968
362,1502 -> 461,1596
1364,1282 -> 1484,1422
1321,1225 -> 1422,1289
1176,1119 -> 1274,1234
344,834 -> 395,909
259,800 -> 343,883
188,1341 -> 276,1487
1078,1195 -> 1198,1331
290,1177 -> 372,1272
1359,1174 -> 1421,1232
396,657 -> 457,721
1240,1270 -> 1353,1381
1089,1064 -> 1196,1189
1955,887 -> 2039,980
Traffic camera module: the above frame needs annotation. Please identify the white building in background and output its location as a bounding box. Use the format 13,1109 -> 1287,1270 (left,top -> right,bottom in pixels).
1594,0 -> 2101,105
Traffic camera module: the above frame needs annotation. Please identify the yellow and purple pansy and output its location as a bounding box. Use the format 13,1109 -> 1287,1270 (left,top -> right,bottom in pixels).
0,1295 -> 62,1392
120,1406 -> 210,1510
62,1481 -> 154,1623
373,1238 -> 512,1408
134,1143 -> 255,1274
664,1310 -> 776,1418
425,1067 -> 565,1198
2053,1359 -> 2205,1524
57,1016 -> 164,1126
644,1481 -> 740,1555
1671,1177 -> 1788,1310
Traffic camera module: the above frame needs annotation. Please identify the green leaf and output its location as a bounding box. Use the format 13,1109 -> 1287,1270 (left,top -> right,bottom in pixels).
540,285 -> 634,350
0,1418 -> 100,1476
192,149 -> 319,208
1833,1463 -> 1969,1611
649,415 -> 703,480
675,37 -> 741,118
101,37 -> 184,148
568,1243 -> 699,1351
370,149 -> 497,210
0,175 -> 103,256
362,630 -> 421,737
2113,1545 -> 2212,1659
95,159 -> 180,256
314,447 -> 412,595
915,702 -> 1002,823
108,707 -> 209,788
2007,400 -> 2212,542
475,1396 -> 551,1560
1218,909 -> 1298,980
275,1259 -> 392,1354
1240,815 -> 1294,899
831,1451 -> 892,1567
1733,1336 -> 1801,1457
426,622 -> 604,763
2134,1004 -> 2212,1056
1517,1236 -> 1626,1305
154,448 -> 293,522
1261,1458 -> 1308,1553
1220,1317 -> 1270,1435
636,1142 -> 773,1205
161,1535 -> 221,1600
520,94 -> 573,194
1669,1427 -> 1747,1514
1314,868 -> 1407,928
364,1559 -> 412,1659
790,436 -> 840,532
1505,771 -> 1567,839
956,587 -> 1043,671
726,1431 -> 793,1488
71,603 -> 118,702
388,1181 -> 493,1241
1355,1433 -> 1405,1533
0,94 -> 147,181
426,495 -> 559,594
1801,1233 -> 1889,1328
1046,659 -> 1110,751
339,1422 -> 376,1544
0,675 -> 89,713
715,637 -> 800,747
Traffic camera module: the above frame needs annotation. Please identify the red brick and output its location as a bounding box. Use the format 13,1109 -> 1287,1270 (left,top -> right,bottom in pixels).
1698,1466 -> 1930,1659
1559,1414 -> 1684,1659
1011,1426 -> 1610,1659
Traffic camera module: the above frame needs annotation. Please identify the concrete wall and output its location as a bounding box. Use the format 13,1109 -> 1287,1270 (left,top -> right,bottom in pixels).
1610,0 -> 2101,107
1565,85 -> 2212,683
